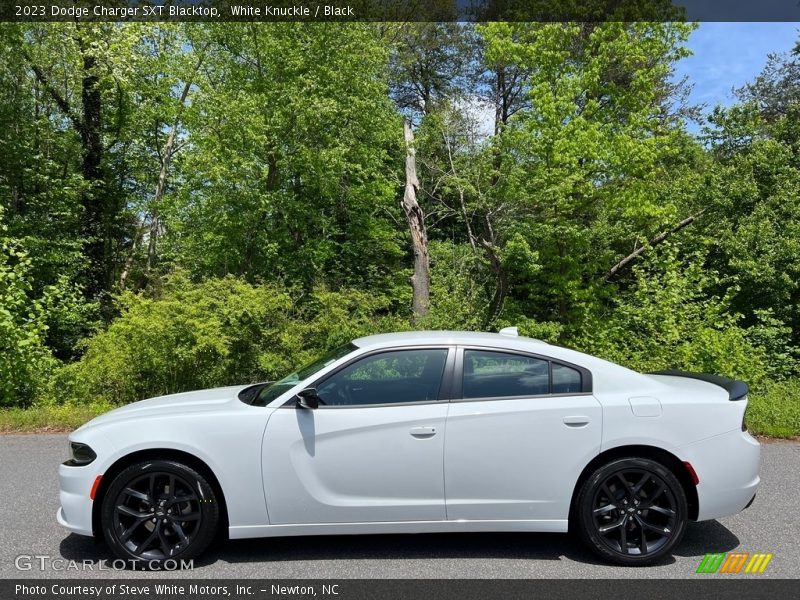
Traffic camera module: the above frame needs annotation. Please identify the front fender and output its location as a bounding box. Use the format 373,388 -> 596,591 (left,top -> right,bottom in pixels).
68,406 -> 272,530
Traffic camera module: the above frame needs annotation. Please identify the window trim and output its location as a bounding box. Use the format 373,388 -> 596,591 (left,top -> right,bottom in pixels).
280,345 -> 456,409
453,345 -> 593,402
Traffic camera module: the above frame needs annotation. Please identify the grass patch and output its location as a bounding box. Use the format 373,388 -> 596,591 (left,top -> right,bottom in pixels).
746,379 -> 800,439
0,402 -> 113,433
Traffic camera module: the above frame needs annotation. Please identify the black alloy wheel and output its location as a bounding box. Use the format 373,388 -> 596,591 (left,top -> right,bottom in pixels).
576,457 -> 688,566
101,460 -> 219,568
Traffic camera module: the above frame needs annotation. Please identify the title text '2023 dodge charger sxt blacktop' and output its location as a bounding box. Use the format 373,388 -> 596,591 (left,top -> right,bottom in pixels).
58,329 -> 760,567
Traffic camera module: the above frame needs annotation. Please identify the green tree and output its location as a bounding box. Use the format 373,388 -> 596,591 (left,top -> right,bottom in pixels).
0,207 -> 53,407
17,23 -> 139,303
475,22 -> 700,334
705,42 -> 800,350
164,24 -> 406,296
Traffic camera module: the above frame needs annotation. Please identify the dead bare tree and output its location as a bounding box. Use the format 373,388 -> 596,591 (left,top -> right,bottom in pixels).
401,119 -> 431,321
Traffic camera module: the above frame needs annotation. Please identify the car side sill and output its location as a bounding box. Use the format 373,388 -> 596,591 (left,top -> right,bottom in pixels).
229,519 -> 569,539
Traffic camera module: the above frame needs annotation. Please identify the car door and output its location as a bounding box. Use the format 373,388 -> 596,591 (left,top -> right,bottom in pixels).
444,347 -> 602,522
262,347 -> 453,524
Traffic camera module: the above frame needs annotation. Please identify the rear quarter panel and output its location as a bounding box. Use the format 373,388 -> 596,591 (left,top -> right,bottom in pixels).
595,371 -> 746,452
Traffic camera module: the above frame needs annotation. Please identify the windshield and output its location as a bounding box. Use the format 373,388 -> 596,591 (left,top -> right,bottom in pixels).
244,343 -> 357,407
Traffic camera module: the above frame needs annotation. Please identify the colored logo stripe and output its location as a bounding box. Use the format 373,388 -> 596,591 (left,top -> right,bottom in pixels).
696,552 -> 773,574
697,553 -> 726,573
744,553 -> 773,574
720,553 -> 749,573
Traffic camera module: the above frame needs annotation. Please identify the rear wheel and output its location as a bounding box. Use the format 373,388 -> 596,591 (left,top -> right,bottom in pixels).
101,460 -> 219,569
576,457 -> 688,565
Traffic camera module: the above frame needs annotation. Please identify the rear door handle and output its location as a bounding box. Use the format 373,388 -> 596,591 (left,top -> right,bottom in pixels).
563,416 -> 590,427
410,426 -> 437,438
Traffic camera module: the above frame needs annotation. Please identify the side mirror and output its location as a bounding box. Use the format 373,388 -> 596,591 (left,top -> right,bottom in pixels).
296,388 -> 320,410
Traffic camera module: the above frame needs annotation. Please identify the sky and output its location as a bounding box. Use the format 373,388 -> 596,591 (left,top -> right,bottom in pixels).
466,22 -> 799,139
676,22 -> 799,122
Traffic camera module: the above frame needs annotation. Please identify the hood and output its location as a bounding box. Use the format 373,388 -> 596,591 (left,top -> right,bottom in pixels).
75,385 -> 249,431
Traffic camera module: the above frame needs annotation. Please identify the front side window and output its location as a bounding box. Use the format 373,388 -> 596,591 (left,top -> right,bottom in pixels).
316,348 -> 448,406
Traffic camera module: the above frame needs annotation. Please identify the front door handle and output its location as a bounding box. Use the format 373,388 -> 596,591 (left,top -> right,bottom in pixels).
410,426 -> 437,438
563,416 -> 590,427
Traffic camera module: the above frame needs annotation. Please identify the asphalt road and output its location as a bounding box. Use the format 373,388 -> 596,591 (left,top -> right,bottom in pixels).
0,434 -> 797,579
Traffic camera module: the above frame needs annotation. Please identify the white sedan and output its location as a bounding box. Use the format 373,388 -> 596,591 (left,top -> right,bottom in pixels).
57,329 -> 760,567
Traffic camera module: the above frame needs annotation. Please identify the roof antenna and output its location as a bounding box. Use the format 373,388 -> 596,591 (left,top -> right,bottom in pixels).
498,326 -> 518,337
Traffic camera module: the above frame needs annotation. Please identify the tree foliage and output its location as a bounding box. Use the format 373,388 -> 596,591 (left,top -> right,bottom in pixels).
47,275 -> 405,406
0,207 -> 53,407
0,22 -> 798,412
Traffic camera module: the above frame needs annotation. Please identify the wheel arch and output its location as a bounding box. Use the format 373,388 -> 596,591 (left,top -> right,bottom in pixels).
568,444 -> 699,528
91,448 -> 229,541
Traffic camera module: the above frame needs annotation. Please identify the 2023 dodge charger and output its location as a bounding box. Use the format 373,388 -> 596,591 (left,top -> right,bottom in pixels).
58,329 -> 760,567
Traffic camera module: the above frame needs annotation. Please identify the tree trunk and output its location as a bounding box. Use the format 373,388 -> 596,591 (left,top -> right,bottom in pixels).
78,39 -> 107,300
401,119 -> 430,322
146,52 -> 206,274
480,64 -> 516,326
243,156 -> 278,273
494,66 -> 507,135
119,220 -> 147,291
26,34 -> 108,301
145,125 -> 177,273
480,237 -> 507,328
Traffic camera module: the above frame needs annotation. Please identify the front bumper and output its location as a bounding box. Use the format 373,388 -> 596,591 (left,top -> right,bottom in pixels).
57,462 -> 98,537
680,428 -> 761,521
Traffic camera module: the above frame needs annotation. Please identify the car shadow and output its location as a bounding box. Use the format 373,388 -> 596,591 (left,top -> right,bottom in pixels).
59,534 -> 109,563
671,519 -> 740,557
201,532 -> 590,566
59,520 -> 740,568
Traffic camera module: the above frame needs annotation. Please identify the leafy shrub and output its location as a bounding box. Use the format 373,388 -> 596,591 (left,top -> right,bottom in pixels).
43,274 -> 404,406
574,249 -> 785,388
746,378 -> 800,438
420,241 -> 492,331
40,275 -> 101,362
0,212 -> 54,407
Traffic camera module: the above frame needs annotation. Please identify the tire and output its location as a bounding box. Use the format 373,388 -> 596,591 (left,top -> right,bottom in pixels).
101,459 -> 219,569
575,457 -> 688,566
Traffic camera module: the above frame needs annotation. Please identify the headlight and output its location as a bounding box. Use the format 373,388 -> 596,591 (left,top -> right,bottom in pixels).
64,442 -> 97,466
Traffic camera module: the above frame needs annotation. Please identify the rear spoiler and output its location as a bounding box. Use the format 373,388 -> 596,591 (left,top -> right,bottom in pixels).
649,370 -> 749,401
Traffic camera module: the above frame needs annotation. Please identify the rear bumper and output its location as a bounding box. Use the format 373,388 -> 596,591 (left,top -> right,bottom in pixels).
680,428 -> 760,521
57,462 -> 97,537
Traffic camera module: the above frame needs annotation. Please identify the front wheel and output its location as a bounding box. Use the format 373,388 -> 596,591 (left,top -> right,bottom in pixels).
575,457 -> 688,566
101,459 -> 219,569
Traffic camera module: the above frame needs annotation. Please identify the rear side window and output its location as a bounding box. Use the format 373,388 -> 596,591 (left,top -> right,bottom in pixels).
463,350 -> 549,398
552,363 -> 582,394
462,350 -> 584,399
